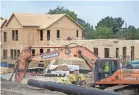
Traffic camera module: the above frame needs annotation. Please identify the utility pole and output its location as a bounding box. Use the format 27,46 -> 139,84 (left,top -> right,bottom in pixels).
123,21 -> 127,40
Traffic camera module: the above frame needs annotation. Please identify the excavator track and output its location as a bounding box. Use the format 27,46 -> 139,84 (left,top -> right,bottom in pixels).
104,85 -> 129,92
104,85 -> 139,95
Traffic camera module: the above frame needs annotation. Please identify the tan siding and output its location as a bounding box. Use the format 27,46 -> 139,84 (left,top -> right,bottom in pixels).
1,45 -> 24,64
49,40 -> 139,60
135,41 -> 139,59
22,27 -> 52,46
3,13 -> 139,66
2,28 -> 23,45
1,15 -> 24,63
1,14 -> 83,65
2,15 -> 24,46
46,16 -> 82,40
7,15 -> 22,28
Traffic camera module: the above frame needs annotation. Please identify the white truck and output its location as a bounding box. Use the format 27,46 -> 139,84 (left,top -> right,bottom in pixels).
44,64 -> 79,77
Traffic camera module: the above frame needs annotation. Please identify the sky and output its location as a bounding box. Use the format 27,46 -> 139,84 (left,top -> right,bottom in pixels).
1,1 -> 139,28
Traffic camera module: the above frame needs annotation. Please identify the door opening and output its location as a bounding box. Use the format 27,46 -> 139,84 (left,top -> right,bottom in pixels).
131,46 -> 134,61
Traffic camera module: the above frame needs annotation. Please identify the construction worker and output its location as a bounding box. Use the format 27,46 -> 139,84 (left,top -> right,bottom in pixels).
68,67 -> 78,84
103,62 -> 110,77
68,67 -> 86,85
104,63 -> 109,72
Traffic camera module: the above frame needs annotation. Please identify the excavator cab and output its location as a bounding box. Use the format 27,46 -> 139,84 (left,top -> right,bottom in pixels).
94,58 -> 120,82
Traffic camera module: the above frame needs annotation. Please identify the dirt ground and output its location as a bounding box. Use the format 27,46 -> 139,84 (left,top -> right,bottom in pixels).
1,78 -> 67,95
0,72 -> 93,95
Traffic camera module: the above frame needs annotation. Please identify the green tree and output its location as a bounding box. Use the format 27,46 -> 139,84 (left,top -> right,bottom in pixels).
96,16 -> 124,33
48,6 -> 77,21
114,29 -> 127,39
47,6 -> 139,40
77,18 -> 94,39
137,28 -> 139,38
93,26 -> 113,39
126,26 -> 139,39
115,26 -> 139,40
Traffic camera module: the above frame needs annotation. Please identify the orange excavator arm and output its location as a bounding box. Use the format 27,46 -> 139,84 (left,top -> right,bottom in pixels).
9,43 -> 98,82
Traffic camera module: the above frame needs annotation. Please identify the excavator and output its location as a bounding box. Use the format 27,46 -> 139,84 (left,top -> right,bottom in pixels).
9,43 -> 139,94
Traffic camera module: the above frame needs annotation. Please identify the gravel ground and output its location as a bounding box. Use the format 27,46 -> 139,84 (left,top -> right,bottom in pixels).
1,78 -> 67,95
1,73 -> 134,95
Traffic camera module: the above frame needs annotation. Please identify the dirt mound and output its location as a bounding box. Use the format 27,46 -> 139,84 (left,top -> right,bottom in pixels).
52,65 -> 69,71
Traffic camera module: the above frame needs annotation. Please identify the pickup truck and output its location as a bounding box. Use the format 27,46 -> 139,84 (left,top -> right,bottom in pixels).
125,60 -> 139,69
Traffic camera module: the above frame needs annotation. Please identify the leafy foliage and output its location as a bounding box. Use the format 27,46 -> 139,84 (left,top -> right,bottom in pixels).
96,17 -> 139,39
48,6 -> 77,21
96,16 -> 124,33
77,18 -> 94,39
47,6 -> 139,40
93,27 -> 113,39
112,26 -> 139,40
